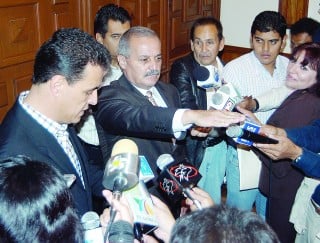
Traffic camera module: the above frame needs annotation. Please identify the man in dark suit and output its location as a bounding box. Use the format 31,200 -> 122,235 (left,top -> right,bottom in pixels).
0,28 -> 111,217
95,26 -> 245,203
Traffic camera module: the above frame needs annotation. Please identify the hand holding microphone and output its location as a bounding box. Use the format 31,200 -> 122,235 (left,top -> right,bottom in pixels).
184,187 -> 214,211
156,154 -> 203,209
102,139 -> 140,241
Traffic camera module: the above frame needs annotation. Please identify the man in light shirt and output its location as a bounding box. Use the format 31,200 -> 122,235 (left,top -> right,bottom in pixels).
222,11 -> 288,219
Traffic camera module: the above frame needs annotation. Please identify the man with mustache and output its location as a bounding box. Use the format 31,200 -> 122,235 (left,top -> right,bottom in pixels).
169,16 -> 226,205
94,26 -> 245,211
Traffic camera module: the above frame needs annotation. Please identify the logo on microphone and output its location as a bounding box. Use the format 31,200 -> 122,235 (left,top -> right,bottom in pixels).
159,163 -> 199,195
169,164 -> 199,183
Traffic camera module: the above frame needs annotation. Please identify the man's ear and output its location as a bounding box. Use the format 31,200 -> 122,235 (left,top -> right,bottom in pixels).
95,33 -> 104,44
250,36 -> 253,49
280,35 -> 287,52
49,75 -> 66,97
190,40 -> 195,52
219,37 -> 225,52
117,55 -> 127,69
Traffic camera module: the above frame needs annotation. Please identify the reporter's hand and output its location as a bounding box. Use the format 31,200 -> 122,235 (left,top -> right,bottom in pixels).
253,134 -> 302,160
150,195 -> 175,243
237,96 -> 257,112
100,189 -> 134,228
259,124 -> 287,137
185,187 -> 214,211
236,106 -> 262,126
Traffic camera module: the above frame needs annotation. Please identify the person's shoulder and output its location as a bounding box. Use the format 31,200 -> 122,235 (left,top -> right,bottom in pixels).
173,53 -> 194,64
277,54 -> 290,64
224,52 -> 252,67
157,80 -> 179,94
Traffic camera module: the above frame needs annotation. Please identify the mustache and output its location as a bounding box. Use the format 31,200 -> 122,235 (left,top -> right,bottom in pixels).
145,70 -> 160,77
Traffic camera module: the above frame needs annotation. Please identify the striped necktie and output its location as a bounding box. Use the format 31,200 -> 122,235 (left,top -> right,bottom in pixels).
145,90 -> 158,106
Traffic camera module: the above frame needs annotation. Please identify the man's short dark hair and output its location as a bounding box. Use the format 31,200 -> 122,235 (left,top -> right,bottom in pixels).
0,156 -> 83,242
251,11 -> 287,39
290,17 -> 320,37
94,4 -> 132,37
170,205 -> 280,243
190,16 -> 223,41
32,28 -> 111,85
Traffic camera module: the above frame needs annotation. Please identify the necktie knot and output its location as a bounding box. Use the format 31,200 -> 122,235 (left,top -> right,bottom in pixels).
145,90 -> 158,106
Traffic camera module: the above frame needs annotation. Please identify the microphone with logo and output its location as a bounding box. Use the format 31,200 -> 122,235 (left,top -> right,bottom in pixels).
210,83 -> 242,111
156,154 -> 203,209
103,139 -> 140,240
226,125 -> 279,146
192,65 -> 221,89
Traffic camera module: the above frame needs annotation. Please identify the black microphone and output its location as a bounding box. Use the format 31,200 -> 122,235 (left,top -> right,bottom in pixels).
156,154 -> 202,208
226,126 -> 278,144
192,65 -> 210,81
108,220 -> 134,243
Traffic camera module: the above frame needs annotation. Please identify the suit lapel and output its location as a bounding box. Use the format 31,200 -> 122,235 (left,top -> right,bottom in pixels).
15,103 -> 85,186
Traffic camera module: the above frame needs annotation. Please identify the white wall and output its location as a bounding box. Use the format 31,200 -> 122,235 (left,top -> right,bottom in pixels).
308,0 -> 320,21
220,0 -> 320,54
220,0 -> 279,48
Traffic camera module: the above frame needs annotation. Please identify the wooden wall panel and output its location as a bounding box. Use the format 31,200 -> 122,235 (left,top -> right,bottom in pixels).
167,0 -> 220,62
0,61 -> 33,121
0,2 -> 40,68
279,0 -> 309,27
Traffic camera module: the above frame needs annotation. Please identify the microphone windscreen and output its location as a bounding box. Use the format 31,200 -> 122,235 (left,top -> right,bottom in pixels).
111,139 -> 138,156
81,211 -> 100,230
192,66 -> 210,81
156,153 -> 174,171
108,220 -> 134,243
211,93 -> 223,105
226,126 -> 242,138
219,85 -> 231,94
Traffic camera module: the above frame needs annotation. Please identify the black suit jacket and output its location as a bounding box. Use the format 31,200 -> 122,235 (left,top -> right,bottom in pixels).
0,100 -> 104,216
170,53 -> 211,167
95,75 -> 187,179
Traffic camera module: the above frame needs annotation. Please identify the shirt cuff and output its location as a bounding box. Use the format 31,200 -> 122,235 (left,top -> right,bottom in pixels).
172,109 -> 192,138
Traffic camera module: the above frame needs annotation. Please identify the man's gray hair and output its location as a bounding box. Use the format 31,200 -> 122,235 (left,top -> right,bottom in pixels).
118,26 -> 159,57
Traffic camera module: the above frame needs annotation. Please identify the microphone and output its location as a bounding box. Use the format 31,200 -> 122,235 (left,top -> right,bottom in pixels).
192,66 -> 210,81
226,125 -> 278,145
108,220 -> 135,243
103,139 -> 140,191
210,83 -> 242,111
81,211 -> 104,243
192,65 -> 221,89
103,139 -> 140,240
156,154 -> 202,209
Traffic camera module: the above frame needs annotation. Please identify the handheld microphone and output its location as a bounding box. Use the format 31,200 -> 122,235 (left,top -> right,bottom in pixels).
193,65 -> 221,89
210,83 -> 242,111
156,154 -> 202,209
192,66 -> 210,81
108,220 -> 134,243
81,211 -> 104,243
226,125 -> 278,145
103,139 -> 140,241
